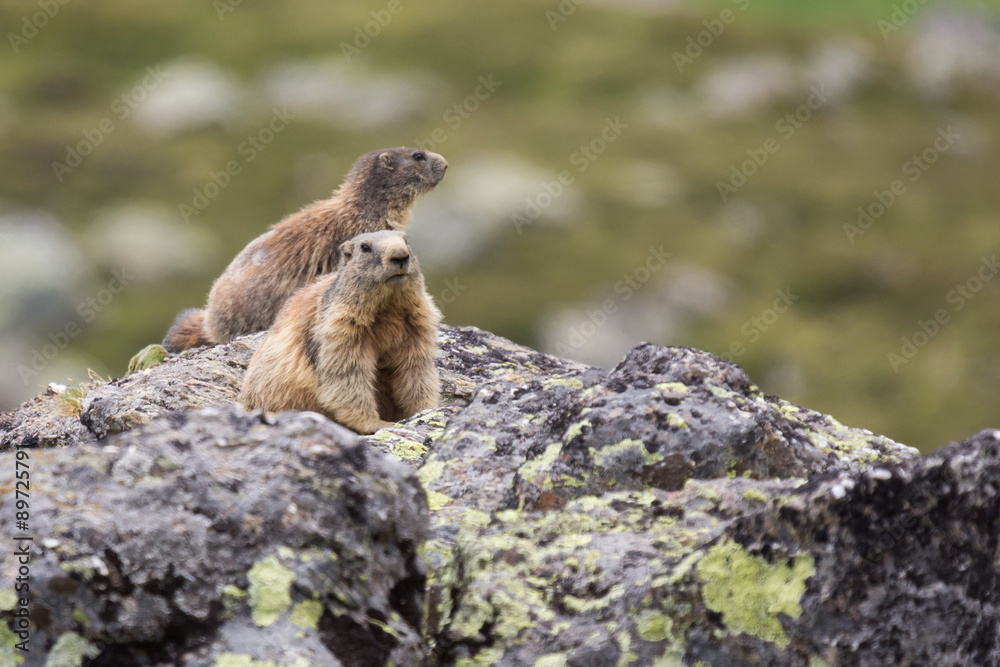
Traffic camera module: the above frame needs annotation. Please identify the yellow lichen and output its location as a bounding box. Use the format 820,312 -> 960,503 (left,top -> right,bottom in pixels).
290,600 -> 323,629
697,540 -> 814,649
247,555 -> 295,627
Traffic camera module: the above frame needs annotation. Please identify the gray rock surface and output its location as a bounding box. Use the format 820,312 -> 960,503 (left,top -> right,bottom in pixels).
1,324 -> 997,665
1,407 -> 428,666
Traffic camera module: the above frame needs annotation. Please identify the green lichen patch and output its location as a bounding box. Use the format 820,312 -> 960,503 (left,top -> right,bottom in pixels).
742,488 -> 769,504
247,555 -> 296,627
697,540 -> 814,649
426,489 -> 454,511
0,622 -> 20,662
665,413 -> 688,429
540,377 -> 584,390
221,583 -> 247,615
455,647 -> 504,667
564,419 -> 591,443
418,460 -> 446,486
44,632 -> 100,667
290,599 -> 323,629
392,439 -> 429,461
0,589 -> 16,611
518,442 -> 563,486
706,385 -> 737,400
636,610 -> 674,642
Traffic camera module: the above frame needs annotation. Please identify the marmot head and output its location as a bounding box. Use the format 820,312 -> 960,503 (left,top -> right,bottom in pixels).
338,230 -> 422,289
347,147 -> 448,206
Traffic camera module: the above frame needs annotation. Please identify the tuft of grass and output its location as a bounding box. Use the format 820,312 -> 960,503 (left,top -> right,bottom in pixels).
56,370 -> 109,417
57,385 -> 89,417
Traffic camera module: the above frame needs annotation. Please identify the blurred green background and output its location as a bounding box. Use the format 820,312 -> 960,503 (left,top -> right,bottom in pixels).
1,0 -> 998,452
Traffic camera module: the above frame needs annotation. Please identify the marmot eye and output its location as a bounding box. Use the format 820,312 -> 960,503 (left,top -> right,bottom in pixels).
360,243 -> 372,253
412,151 -> 425,161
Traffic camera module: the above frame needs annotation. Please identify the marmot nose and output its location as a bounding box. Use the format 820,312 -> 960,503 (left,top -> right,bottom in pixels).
389,253 -> 410,270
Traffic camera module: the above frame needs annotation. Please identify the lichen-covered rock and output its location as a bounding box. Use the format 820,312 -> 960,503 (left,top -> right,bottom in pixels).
0,406 -> 428,666
739,428 -> 1000,666
420,343 -> 928,664
1,324 -> 996,666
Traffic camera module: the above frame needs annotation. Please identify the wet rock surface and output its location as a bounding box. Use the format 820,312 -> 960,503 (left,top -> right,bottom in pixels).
1,324 -> 996,665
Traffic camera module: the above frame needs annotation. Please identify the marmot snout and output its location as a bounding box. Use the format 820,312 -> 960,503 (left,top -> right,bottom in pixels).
239,230 -> 441,434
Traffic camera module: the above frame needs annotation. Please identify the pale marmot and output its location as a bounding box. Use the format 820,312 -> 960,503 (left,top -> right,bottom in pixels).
239,230 -> 441,435
163,147 -> 447,352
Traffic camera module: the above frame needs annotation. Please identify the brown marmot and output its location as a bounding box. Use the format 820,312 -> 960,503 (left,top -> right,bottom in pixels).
239,230 -> 441,434
163,147 -> 447,352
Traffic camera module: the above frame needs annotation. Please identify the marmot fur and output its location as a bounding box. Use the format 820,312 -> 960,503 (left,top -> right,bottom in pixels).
239,230 -> 441,434
163,147 -> 447,352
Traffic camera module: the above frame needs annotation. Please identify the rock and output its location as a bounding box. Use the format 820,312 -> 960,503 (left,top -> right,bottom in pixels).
722,428 -> 1000,665
697,55 -> 799,120
0,210 -> 86,331
904,8 -> 1000,99
84,202 -> 220,281
0,406 -> 428,666
132,59 -> 251,135
610,160 -> 685,209
260,59 -> 442,130
79,333 -> 263,439
0,383 -> 96,450
803,38 -> 874,100
1,323 -> 997,665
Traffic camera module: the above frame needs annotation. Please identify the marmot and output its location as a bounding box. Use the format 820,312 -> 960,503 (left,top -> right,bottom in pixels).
239,230 -> 441,434
163,147 -> 447,352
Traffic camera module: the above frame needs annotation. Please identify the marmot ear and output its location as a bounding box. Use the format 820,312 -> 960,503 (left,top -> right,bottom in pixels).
340,241 -> 354,259
379,152 -> 395,170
